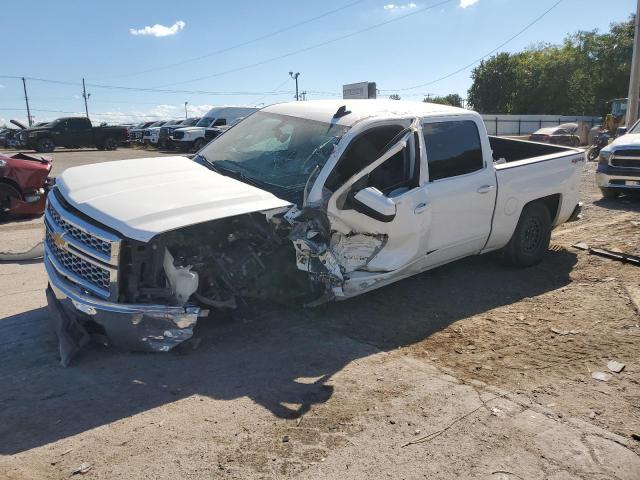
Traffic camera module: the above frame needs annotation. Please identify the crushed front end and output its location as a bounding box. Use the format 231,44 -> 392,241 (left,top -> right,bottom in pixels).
43,188 -> 320,366
44,189 -> 203,366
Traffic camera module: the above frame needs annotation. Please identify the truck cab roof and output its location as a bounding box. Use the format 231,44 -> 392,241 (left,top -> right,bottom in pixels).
262,99 -> 471,127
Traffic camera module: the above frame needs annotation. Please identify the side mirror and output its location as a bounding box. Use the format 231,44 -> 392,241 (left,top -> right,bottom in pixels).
352,187 -> 396,222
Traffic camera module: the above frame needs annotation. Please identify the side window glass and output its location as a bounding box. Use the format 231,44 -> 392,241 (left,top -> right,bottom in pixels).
423,120 -> 483,181
326,125 -> 404,191
213,119 -> 227,127
366,146 -> 415,195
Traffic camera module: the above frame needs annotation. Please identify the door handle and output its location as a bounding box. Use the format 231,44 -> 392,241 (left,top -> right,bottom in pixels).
414,202 -> 428,214
477,185 -> 495,194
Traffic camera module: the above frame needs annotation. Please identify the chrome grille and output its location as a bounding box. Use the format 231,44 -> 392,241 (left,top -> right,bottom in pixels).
46,228 -> 110,291
44,190 -> 120,299
611,156 -> 640,169
47,201 -> 112,258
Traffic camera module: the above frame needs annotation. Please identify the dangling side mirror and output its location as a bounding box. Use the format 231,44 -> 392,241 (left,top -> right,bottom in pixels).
352,187 -> 396,222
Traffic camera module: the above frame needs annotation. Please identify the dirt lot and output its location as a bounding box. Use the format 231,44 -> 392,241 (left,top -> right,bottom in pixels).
0,147 -> 638,479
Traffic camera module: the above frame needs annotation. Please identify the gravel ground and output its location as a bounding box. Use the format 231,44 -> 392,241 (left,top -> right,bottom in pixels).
0,147 -> 638,479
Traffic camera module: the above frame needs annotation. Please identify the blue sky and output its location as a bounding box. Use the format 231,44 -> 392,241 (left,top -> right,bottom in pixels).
0,0 -> 636,125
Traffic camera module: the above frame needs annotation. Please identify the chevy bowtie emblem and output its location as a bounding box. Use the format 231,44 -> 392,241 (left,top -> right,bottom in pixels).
52,231 -> 68,249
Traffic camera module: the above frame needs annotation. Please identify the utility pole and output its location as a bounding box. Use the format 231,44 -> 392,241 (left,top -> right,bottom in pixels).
627,0 -> 640,127
82,78 -> 90,119
184,102 -> 188,119
21,77 -> 33,126
300,91 -> 307,101
289,71 -> 300,101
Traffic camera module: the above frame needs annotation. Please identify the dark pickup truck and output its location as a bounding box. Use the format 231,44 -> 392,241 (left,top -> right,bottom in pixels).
22,117 -> 128,153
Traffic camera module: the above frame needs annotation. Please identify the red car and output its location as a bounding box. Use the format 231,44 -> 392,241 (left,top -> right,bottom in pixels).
0,152 -> 53,219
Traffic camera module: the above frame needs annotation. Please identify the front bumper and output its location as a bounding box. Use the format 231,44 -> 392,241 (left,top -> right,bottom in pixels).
45,251 -> 201,366
171,138 -> 194,150
596,164 -> 640,190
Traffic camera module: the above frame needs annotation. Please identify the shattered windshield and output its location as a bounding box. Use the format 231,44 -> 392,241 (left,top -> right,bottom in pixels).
196,111 -> 349,199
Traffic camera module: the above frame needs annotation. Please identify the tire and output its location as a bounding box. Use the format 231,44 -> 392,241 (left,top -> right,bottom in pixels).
503,202 -> 552,268
600,187 -> 619,199
192,138 -> 205,152
586,147 -> 599,162
36,137 -> 55,153
0,183 -> 21,220
103,137 -> 118,151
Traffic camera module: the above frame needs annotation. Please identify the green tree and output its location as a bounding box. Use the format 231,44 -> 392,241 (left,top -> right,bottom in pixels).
467,16 -> 634,115
426,93 -> 463,107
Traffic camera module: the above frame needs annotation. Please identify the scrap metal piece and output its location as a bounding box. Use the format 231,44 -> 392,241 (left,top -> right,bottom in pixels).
572,243 -> 640,267
0,241 -> 44,262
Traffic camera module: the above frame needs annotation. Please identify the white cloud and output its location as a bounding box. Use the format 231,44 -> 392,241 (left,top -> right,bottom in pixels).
459,0 -> 479,8
129,20 -> 186,37
384,3 -> 417,10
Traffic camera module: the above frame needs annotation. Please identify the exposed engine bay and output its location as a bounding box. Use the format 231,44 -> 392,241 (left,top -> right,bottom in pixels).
118,207 -> 387,312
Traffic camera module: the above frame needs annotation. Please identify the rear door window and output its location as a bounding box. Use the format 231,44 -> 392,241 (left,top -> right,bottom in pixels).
423,120 -> 484,181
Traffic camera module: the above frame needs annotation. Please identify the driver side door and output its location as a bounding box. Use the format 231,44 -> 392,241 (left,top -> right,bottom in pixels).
323,121 -> 431,276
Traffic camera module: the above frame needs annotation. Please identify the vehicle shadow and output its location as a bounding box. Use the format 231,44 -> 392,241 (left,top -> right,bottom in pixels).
0,249 -> 577,454
593,194 -> 640,212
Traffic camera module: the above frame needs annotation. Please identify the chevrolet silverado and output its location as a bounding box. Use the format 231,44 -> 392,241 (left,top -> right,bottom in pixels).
43,100 -> 584,365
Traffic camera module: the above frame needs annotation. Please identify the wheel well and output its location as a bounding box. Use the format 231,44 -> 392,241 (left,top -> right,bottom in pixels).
524,194 -> 561,223
0,178 -> 24,198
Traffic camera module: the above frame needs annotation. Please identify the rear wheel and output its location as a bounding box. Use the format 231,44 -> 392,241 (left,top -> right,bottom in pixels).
103,137 -> 118,151
36,137 -> 55,153
503,202 -> 552,268
587,147 -> 600,162
600,187 -> 619,199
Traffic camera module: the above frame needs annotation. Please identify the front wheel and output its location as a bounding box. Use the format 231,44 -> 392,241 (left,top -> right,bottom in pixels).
503,202 -> 552,268
0,183 -> 21,220
36,138 -> 55,153
192,138 -> 205,152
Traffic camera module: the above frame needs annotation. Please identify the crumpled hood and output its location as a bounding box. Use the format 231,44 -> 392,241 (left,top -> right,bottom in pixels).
56,156 -> 291,242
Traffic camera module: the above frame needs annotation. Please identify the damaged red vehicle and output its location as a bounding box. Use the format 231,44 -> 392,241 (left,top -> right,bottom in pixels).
0,152 -> 54,219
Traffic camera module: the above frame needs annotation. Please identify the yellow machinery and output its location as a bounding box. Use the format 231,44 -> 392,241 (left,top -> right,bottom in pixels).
603,98 -> 628,133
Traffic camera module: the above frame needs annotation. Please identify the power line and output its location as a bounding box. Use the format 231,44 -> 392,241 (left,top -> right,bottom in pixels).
381,0 -> 564,92
156,0 -> 455,88
105,0 -> 368,79
0,75 -> 296,97
250,77 -> 294,106
0,107 -> 166,119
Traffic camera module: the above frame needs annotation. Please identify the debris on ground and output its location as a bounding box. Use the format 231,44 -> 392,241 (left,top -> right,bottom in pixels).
626,285 -> 640,314
572,243 -> 640,267
550,327 -> 580,335
0,241 -> 44,262
607,360 -> 625,373
591,371 -> 612,382
71,463 -> 92,475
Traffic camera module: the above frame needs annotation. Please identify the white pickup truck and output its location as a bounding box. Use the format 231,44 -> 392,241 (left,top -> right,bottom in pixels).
596,120 -> 640,197
170,106 -> 258,152
44,100 -> 584,364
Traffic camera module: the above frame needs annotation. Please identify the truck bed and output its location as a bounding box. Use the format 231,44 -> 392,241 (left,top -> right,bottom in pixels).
483,135 -> 584,253
488,136 -> 575,163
